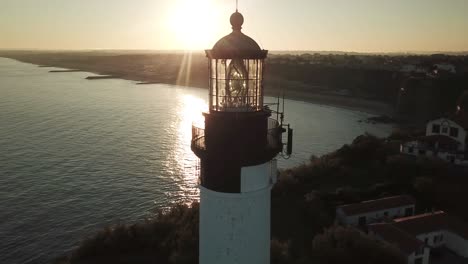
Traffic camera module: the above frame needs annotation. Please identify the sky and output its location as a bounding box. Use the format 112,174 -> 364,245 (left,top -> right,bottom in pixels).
1,0 -> 467,52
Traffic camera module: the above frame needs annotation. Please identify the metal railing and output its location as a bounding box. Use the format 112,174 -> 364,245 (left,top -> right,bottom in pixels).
268,118 -> 279,130
194,159 -> 201,185
267,118 -> 282,151
191,124 -> 206,150
191,118 -> 282,152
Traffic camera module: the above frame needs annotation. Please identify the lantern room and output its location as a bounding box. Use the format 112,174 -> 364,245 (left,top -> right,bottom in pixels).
205,11 -> 268,112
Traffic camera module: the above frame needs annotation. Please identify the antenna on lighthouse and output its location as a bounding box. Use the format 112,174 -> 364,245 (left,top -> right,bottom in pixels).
236,0 -> 238,11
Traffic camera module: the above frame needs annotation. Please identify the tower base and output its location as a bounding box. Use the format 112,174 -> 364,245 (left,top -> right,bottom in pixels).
199,161 -> 276,264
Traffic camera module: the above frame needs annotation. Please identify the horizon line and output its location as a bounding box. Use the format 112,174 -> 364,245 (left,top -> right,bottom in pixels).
1,48 -> 468,55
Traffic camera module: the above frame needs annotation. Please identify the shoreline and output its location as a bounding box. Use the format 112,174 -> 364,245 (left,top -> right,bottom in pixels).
266,89 -> 394,116
1,56 -> 394,116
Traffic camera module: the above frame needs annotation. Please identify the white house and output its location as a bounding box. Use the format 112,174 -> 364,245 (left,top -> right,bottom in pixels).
401,117 -> 468,165
336,195 -> 416,226
338,196 -> 468,263
394,211 -> 468,258
369,223 -> 430,264
369,211 -> 468,264
434,63 -> 456,74
400,64 -> 427,74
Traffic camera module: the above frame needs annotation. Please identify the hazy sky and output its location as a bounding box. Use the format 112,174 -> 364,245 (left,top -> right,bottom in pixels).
1,0 -> 467,52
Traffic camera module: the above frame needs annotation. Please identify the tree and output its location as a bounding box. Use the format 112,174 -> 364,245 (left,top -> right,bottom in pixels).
271,239 -> 291,264
311,225 -> 405,264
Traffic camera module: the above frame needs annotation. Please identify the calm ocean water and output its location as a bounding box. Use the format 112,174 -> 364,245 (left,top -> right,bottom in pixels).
0,57 -> 392,263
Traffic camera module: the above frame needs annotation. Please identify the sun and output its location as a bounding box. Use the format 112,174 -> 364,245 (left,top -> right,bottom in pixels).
166,0 -> 223,50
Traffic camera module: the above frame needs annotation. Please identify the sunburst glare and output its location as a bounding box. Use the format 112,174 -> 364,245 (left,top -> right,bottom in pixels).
166,0 -> 223,50
173,94 -> 207,202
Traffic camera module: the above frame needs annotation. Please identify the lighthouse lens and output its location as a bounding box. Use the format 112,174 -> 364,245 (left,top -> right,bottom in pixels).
225,59 -> 248,108
228,59 -> 247,97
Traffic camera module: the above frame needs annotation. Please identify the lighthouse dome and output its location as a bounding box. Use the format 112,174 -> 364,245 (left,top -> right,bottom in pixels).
212,31 -> 261,53
209,11 -> 265,59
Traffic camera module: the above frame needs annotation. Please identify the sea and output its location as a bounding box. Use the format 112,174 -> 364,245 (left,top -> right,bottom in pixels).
0,57 -> 392,263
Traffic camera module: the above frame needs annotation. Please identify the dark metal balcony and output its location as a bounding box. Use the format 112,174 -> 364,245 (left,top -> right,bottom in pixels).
267,118 -> 283,152
191,118 -> 282,158
191,125 -> 206,151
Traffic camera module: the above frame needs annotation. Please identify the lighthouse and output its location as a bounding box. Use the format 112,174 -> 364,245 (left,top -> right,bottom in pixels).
191,9 -> 292,264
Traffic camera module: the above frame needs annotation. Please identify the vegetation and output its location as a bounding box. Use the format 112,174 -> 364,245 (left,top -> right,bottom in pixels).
56,133 -> 468,264
67,204 -> 199,264
311,225 -> 405,264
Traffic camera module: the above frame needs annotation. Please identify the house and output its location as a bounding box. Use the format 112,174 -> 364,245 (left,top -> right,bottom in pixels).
394,211 -> 468,258
369,223 -> 429,264
400,64 -> 427,74
401,117 -> 468,165
336,195 -> 415,226
370,211 -> 468,264
337,196 -> 468,263
434,63 -> 456,74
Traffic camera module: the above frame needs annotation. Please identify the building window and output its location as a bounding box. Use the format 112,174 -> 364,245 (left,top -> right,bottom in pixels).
384,211 -> 389,217
448,155 -> 455,163
358,216 -> 366,226
408,147 -> 414,153
433,234 -> 444,244
433,236 -> 438,244
432,124 -> 440,133
424,238 -> 428,244
415,257 -> 423,264
450,127 -> 459,137
442,127 -> 448,134
419,149 -> 426,155
405,207 -> 413,216
415,246 -> 424,256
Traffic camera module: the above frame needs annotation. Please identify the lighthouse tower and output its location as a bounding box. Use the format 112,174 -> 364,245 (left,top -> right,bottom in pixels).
191,9 -> 290,264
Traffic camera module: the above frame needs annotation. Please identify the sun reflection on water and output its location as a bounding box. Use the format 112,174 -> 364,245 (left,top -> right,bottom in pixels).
172,94 -> 207,204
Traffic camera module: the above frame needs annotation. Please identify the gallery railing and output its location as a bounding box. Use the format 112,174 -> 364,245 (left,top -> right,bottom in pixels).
191,125 -> 206,151
267,118 -> 282,152
191,117 -> 282,154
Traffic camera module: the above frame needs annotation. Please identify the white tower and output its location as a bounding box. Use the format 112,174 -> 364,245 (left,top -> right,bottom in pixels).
191,10 -> 292,264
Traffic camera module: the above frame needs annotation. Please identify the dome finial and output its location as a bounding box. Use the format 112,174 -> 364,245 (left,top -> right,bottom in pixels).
230,10 -> 244,31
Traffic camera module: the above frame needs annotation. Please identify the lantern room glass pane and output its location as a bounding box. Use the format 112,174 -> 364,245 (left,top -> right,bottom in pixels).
218,59 -> 228,80
211,60 -> 217,78
248,59 -> 259,79
209,58 -> 264,112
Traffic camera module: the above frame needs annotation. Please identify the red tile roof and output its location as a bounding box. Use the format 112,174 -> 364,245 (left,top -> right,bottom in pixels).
369,223 -> 424,255
338,195 -> 415,216
394,211 -> 468,239
394,211 -> 446,235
